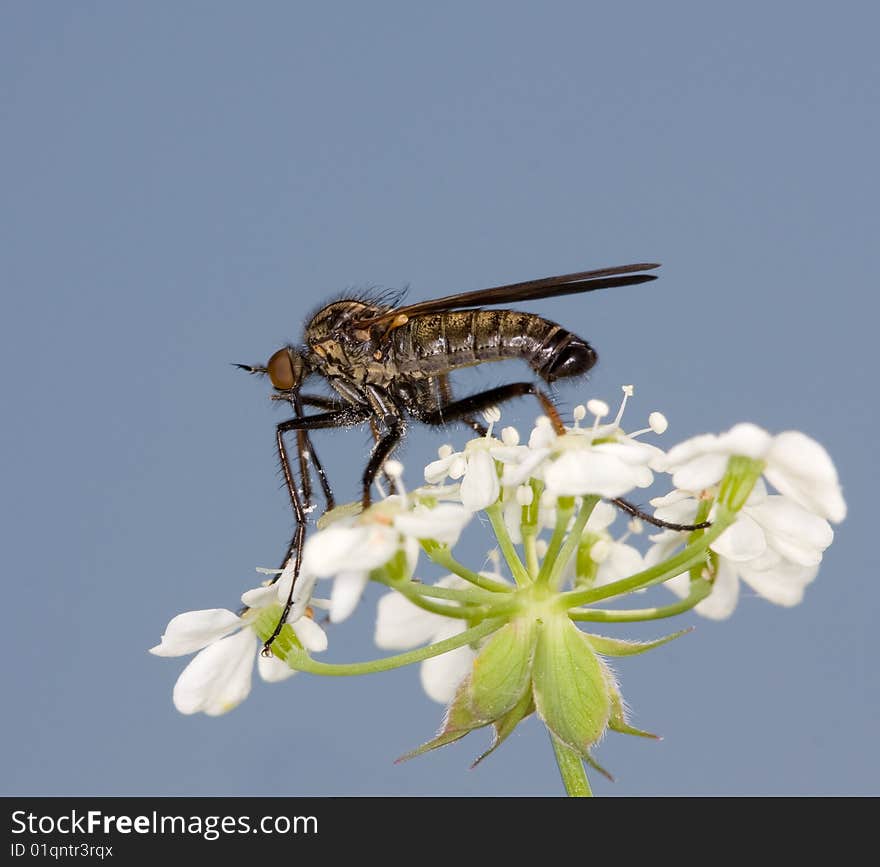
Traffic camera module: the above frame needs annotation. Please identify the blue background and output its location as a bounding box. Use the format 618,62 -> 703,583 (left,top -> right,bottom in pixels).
2,2 -> 876,796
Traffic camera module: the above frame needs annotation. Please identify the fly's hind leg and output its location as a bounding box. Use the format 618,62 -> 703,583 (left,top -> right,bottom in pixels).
418,381 -> 564,434
436,374 -> 487,435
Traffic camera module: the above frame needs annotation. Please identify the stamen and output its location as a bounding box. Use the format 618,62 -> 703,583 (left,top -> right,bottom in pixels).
649,411 -> 668,434
501,426 -> 520,446
612,385 -> 634,428
572,404 -> 587,428
438,444 -> 454,459
482,405 -> 502,439
383,459 -> 406,504
587,399 -> 609,432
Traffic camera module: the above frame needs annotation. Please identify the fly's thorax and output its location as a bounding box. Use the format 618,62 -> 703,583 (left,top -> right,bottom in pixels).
303,299 -> 405,386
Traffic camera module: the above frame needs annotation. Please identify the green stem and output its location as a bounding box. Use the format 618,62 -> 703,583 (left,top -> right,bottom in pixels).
567,579 -> 712,621
560,509 -> 733,609
537,497 -> 575,584
486,502 -> 531,587
546,496 -> 599,590
550,735 -> 592,797
422,542 -> 513,593
372,577 -> 487,619
379,580 -> 496,605
522,526 -> 540,579
280,618 -> 505,676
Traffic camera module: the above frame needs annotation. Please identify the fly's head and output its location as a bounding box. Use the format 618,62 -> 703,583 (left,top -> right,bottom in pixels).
235,346 -> 310,403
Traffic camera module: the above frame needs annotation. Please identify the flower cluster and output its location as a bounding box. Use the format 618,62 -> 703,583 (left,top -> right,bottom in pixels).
151,386 -> 845,794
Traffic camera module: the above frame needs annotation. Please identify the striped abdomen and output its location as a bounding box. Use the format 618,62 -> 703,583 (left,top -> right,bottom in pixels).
390,309 -> 597,383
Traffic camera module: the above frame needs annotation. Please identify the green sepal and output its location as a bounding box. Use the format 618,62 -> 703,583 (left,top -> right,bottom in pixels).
471,690 -> 535,768
532,617 -> 611,758
583,748 -> 615,782
469,617 -> 538,724
374,545 -> 412,584
583,627 -> 693,657
251,604 -> 304,663
607,679 -> 660,740
395,676 -> 487,763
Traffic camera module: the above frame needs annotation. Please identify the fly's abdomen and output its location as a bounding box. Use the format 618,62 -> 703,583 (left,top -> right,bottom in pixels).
391,310 -> 596,382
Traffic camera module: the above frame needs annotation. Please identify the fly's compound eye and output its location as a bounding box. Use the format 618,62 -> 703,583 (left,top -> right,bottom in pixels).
267,348 -> 296,390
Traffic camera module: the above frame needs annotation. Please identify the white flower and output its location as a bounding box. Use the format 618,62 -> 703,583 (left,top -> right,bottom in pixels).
578,502 -> 647,587
149,573 -> 327,715
649,480 -> 833,619
662,423 -> 846,523
374,575 -> 480,704
300,498 -> 471,623
543,436 -> 660,499
425,441 -> 501,511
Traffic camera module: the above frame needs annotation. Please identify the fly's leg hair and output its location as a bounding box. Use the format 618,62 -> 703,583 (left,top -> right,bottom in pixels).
611,497 -> 711,531
417,381 -> 565,435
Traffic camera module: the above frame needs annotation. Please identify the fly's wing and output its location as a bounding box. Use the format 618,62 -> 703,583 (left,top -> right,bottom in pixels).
350,263 -> 660,329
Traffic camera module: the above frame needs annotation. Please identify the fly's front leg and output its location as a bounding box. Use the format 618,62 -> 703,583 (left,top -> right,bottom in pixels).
362,386 -> 406,510
263,407 -> 367,652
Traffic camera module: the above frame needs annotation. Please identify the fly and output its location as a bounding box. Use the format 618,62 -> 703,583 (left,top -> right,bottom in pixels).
237,263 -> 707,651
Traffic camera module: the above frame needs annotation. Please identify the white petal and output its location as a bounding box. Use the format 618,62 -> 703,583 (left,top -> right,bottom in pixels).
171,628 -> 256,715
740,561 -> 819,607
374,590 -> 447,649
460,450 -> 500,511
661,433 -> 719,469
149,609 -> 242,657
292,616 -> 329,652
287,570 -> 319,623
593,439 -> 664,466
424,455 -> 455,484
663,571 -> 691,599
257,652 -> 298,683
529,423 -> 557,450
544,450 -> 651,498
694,559 -> 740,620
394,503 -> 471,546
715,423 -> 772,458
711,512 -> 768,562
329,571 -> 369,623
302,523 -> 398,576
596,542 -> 645,586
498,447 -> 551,487
585,500 -> 617,532
671,453 -> 729,492
748,496 -> 833,566
419,620 -> 475,704
647,531 -> 685,570
653,497 -> 699,527
240,585 -> 277,609
503,497 -> 523,544
650,489 -> 694,508
765,431 -> 847,523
